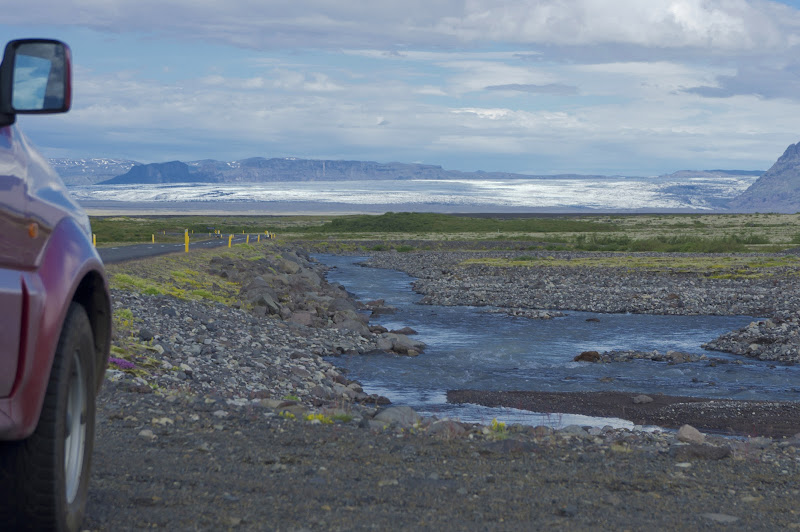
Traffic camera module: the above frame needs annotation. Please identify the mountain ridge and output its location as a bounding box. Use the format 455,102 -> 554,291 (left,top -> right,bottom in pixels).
50,156 -> 762,186
728,141 -> 800,213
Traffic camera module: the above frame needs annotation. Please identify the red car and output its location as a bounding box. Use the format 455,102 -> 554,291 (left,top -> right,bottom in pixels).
0,39 -> 111,531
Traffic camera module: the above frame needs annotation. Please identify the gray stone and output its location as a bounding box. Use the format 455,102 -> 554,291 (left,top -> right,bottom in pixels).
677,424 -> 705,444
701,513 -> 739,524
373,406 -> 421,428
427,419 -> 467,438
558,425 -> 590,438
289,311 -> 313,327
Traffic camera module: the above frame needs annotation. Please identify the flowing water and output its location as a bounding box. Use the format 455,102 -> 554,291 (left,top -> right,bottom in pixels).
318,254 -> 800,428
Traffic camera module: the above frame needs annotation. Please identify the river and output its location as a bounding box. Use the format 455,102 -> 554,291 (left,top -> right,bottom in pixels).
318,254 -> 800,428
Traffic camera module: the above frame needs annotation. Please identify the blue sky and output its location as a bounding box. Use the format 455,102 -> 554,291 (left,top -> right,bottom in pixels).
4,0 -> 800,175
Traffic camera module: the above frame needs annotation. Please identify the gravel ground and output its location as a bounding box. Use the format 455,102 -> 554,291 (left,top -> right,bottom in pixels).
86,380 -> 800,531
81,244 -> 800,530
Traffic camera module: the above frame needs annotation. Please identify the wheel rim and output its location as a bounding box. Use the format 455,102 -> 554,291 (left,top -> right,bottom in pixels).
64,349 -> 87,504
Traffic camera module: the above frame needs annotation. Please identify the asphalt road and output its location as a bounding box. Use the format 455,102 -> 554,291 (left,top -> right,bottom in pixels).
98,234 -> 256,264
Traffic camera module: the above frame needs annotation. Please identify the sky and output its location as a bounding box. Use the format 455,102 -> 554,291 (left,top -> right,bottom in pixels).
3,0 -> 800,176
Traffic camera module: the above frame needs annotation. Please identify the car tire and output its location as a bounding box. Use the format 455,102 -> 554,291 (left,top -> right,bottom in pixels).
0,302 -> 97,532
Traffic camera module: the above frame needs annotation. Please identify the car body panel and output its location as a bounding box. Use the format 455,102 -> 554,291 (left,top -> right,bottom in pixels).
0,216 -> 108,439
0,55 -> 110,439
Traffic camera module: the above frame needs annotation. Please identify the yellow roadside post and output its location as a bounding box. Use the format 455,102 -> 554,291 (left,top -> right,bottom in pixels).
152,234 -> 155,243
246,234 -> 250,244
228,235 -> 233,248
92,234 -> 96,247
257,234 -> 260,243
184,229 -> 189,253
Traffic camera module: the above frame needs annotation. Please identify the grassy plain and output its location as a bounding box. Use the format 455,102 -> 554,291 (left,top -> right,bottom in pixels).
91,211 -> 800,253
105,242 -> 272,304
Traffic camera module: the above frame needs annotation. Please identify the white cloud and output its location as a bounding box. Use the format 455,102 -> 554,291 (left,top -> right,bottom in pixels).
10,0 -> 800,174
7,0 -> 800,52
435,0 -> 797,50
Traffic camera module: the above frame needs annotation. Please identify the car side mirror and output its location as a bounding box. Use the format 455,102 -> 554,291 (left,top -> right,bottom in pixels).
0,39 -> 72,124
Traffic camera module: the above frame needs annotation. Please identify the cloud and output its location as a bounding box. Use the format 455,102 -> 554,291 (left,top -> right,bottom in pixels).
683,58 -> 800,100
485,83 -> 579,95
434,0 -> 800,51
7,0 -> 800,53
10,0 -> 800,175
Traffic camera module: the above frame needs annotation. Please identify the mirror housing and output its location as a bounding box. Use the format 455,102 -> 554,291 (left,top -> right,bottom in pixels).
0,39 -> 72,126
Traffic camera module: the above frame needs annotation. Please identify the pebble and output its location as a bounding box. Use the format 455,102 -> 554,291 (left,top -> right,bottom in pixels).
701,513 -> 740,524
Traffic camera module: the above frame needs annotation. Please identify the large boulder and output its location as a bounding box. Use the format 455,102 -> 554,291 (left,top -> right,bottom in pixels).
335,318 -> 371,336
277,257 -> 301,274
373,406 -> 420,428
377,333 -> 426,356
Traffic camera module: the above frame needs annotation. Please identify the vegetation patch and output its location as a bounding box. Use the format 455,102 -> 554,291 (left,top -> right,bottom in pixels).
106,242 -> 270,305
463,254 -> 800,278
292,212 -> 616,235
94,212 -> 800,252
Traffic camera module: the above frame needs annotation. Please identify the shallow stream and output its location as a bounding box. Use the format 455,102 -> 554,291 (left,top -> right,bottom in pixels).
318,254 -> 800,428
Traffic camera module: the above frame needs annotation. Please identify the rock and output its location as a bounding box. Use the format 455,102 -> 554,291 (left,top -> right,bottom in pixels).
370,306 -> 397,316
671,444 -> 731,461
558,425 -> 590,438
574,351 -> 601,362
481,439 -> 537,454
528,425 -> 554,438
138,429 -> 156,440
138,328 -> 155,341
288,311 -> 313,327
427,419 -> 467,438
390,326 -> 418,335
677,424 -> 705,444
745,436 -> 773,449
277,258 -> 301,274
335,318 -> 371,336
373,406 -> 420,428
632,394 -> 653,404
377,333 -> 426,355
700,513 -> 740,524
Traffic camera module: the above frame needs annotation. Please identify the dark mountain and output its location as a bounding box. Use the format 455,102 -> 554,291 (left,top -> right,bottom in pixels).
101,161 -> 217,184
729,141 -> 800,212
98,156 -> 614,184
52,155 -> 760,202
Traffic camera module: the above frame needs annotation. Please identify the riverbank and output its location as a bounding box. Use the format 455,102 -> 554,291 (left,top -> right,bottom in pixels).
84,241 -> 800,529
360,246 -> 800,364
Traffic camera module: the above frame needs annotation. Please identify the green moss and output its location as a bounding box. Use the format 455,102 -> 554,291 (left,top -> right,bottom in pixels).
463,254 -> 800,279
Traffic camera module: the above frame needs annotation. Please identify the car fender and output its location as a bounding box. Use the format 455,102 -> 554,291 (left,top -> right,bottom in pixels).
0,216 -> 109,440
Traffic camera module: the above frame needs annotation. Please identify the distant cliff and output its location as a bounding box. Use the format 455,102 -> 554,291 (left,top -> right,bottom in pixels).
96,157 -> 614,184
102,160 -> 217,184
729,142 -> 800,212
50,155 -> 761,201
